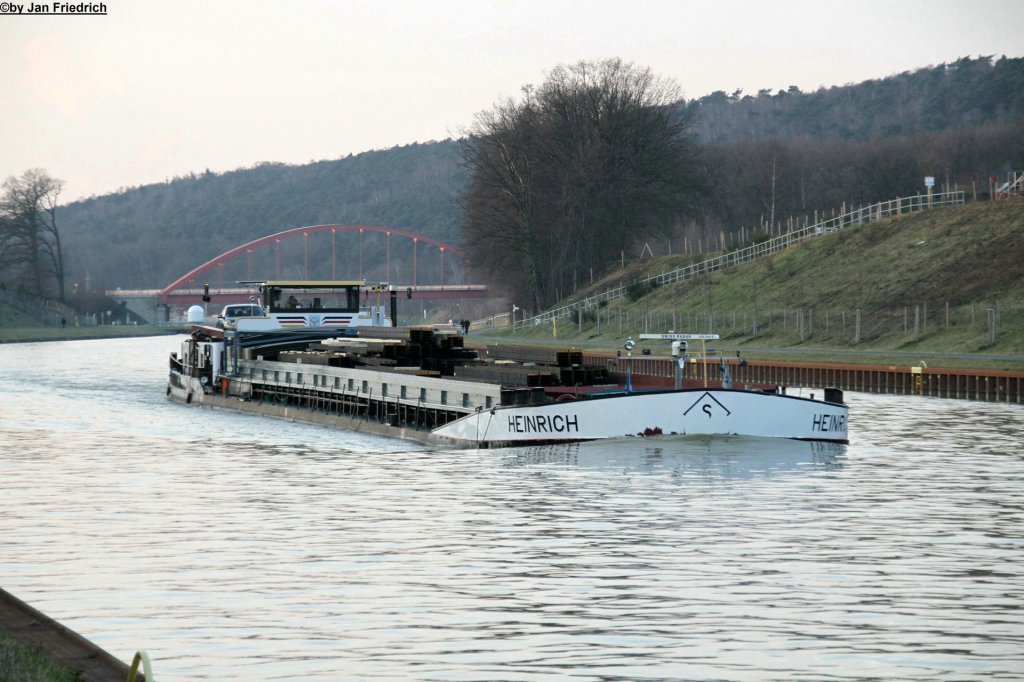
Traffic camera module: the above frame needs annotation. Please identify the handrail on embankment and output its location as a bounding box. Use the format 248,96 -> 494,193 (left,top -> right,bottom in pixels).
524,191 -> 966,326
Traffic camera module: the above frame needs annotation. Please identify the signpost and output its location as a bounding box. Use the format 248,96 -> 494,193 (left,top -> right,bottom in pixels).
638,333 -> 721,388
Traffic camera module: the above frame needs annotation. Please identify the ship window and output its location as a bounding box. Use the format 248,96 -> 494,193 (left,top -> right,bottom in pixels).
400,386 -> 407,399
297,372 -> 303,384
361,380 -> 368,393
267,285 -> 361,313
485,396 -> 493,409
419,387 -> 426,402
274,370 -> 279,382
441,390 -> 448,405
334,377 -> 340,389
462,393 -> 469,407
382,383 -> 388,397
285,372 -> 291,383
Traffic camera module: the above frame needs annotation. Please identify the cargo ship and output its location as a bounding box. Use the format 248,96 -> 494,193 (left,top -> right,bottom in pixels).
168,281 -> 848,447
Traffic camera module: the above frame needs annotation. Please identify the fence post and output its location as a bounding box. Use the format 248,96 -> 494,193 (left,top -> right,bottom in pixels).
855,308 -> 861,344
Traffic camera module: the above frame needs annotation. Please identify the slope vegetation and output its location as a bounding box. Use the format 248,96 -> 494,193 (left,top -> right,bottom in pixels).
507,199 -> 1024,360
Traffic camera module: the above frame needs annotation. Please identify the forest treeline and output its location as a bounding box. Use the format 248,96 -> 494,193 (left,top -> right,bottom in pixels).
690,56 -> 1024,143
57,142 -> 467,295
43,55 -> 1024,304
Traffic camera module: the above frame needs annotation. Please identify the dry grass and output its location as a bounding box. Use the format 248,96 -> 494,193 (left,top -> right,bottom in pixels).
488,199 -> 1024,369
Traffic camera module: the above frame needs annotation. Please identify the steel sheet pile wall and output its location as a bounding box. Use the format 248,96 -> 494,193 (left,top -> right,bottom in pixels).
582,353 -> 1023,403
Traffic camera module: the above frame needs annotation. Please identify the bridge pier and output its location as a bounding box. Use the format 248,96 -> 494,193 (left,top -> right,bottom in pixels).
109,294 -> 163,324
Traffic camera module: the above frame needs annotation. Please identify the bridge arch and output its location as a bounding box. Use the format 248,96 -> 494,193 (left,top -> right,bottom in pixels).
158,224 -> 467,304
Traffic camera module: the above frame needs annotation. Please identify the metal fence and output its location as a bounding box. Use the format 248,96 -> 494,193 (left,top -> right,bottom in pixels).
523,191 -> 966,326
566,300 -> 1012,345
0,289 -> 79,326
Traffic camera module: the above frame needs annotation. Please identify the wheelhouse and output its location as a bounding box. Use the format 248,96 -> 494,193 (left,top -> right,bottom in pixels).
231,280 -> 390,332
262,280 -> 364,314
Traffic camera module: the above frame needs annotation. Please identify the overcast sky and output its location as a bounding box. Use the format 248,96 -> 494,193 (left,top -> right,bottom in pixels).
3,0 -> 1022,202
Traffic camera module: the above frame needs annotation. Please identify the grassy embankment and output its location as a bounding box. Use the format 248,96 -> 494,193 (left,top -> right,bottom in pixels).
485,199 -> 1024,370
0,634 -> 78,682
0,324 -> 178,343
3,200 -> 1021,369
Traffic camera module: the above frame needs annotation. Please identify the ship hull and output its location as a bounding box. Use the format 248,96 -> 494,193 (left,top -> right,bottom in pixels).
432,388 -> 848,446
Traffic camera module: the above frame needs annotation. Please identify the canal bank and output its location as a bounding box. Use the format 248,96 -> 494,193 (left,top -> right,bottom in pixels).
612,354 -> 1024,403
0,325 -> 180,344
0,588 -> 135,681
472,343 -> 1024,403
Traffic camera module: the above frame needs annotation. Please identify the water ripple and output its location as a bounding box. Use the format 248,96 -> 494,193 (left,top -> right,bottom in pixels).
1,338 -> 1023,680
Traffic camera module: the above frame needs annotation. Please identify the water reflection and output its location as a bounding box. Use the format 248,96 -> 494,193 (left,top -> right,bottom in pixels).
503,435 -> 846,477
1,337 -> 1023,681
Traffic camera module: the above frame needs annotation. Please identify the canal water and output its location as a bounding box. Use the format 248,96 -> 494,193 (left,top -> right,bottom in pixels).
1,336 -> 1022,681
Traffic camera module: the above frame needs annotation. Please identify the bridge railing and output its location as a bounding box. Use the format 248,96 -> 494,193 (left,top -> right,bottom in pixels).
524,191 -> 966,325
113,284 -> 491,298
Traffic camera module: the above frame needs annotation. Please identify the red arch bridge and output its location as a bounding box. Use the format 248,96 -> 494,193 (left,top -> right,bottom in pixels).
107,224 -> 492,323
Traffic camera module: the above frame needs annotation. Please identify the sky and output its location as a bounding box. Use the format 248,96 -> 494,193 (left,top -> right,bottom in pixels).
2,0 -> 1023,202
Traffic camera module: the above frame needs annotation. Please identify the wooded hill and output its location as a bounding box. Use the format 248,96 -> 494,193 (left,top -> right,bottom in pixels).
55,56 -> 1023,295
60,141 -> 466,292
690,56 -> 1024,142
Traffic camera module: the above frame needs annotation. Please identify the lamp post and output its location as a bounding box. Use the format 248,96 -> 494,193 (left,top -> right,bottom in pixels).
624,337 -> 635,392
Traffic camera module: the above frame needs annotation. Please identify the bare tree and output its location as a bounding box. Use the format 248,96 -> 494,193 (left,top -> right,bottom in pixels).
0,169 -> 66,299
460,59 -> 706,309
